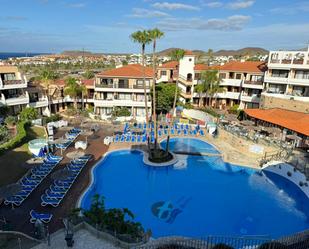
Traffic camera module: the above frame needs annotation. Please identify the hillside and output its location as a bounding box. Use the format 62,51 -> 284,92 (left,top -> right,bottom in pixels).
213,47 -> 268,56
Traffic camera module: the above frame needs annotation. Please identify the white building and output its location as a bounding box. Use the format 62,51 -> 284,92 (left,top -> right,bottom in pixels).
261,48 -> 309,113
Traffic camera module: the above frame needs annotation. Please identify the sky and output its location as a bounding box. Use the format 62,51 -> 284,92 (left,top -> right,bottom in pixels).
0,0 -> 309,53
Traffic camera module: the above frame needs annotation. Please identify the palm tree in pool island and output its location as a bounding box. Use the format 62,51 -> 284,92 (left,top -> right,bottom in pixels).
130,30 -> 152,126
148,28 -> 164,149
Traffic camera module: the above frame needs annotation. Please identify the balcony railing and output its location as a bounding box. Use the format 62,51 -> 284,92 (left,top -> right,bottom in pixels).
270,59 -> 280,63
133,85 -> 150,89
281,59 -> 292,64
95,84 -> 114,88
292,59 -> 304,65
3,80 -> 23,85
244,80 -> 263,85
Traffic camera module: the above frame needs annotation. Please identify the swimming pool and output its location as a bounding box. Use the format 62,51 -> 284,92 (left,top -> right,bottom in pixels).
80,139 -> 309,239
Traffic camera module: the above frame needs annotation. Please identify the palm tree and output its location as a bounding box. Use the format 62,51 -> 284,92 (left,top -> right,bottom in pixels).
130,30 -> 152,126
37,69 -> 57,115
169,49 -> 185,119
148,28 -> 164,148
195,83 -> 206,107
200,70 -> 223,107
206,49 -> 214,66
64,77 -> 85,109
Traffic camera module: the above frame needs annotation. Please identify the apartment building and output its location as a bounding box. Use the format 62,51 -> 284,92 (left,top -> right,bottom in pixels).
0,66 -> 33,114
94,64 -> 153,121
261,48 -> 309,113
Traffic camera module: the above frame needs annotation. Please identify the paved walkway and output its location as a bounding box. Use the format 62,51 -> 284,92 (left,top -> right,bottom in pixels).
31,229 -> 121,249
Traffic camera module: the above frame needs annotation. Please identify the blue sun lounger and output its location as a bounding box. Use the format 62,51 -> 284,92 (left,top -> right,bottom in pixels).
131,135 -> 136,143
193,130 -> 197,136
137,135 -> 141,143
114,134 -> 120,143
120,135 -> 125,142
125,135 -> 131,142
200,129 -> 205,136
151,135 -> 155,143
184,129 -> 188,136
177,129 -> 182,135
171,129 -> 175,135
30,210 -> 53,224
142,135 -> 147,143
164,129 -> 168,136
158,130 -> 162,137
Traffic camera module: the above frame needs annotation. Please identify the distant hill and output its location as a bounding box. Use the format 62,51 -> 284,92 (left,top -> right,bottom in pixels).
213,47 -> 268,56
156,47 -> 268,57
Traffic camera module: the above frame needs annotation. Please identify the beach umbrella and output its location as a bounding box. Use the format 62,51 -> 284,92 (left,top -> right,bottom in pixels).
0,183 -> 22,199
80,130 -> 93,143
66,150 -> 85,160
51,168 -> 74,181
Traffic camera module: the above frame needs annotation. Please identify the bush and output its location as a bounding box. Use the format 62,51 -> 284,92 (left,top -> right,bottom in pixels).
0,121 -> 28,154
200,107 -> 220,118
228,104 -> 240,115
5,116 -> 17,127
19,107 -> 38,121
0,105 -> 10,116
82,194 -> 144,241
111,107 -> 131,117
0,125 -> 10,144
65,107 -> 79,116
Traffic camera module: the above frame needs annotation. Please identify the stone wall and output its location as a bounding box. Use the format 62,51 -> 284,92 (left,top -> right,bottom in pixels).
260,95 -> 309,113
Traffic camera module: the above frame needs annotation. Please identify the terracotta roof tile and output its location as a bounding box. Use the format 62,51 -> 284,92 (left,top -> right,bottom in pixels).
97,64 -> 154,78
244,108 -> 309,136
158,61 -> 178,69
219,61 -> 267,73
194,64 -> 221,71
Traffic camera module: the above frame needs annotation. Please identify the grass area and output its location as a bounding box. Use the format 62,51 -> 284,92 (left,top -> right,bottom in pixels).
0,126 -> 46,187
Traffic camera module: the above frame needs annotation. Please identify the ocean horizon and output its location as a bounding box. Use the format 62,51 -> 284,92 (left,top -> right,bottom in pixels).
0,52 -> 49,60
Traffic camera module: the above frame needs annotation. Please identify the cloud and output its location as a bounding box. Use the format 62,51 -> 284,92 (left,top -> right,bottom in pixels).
67,3 -> 86,8
129,8 -> 169,18
157,15 -> 251,31
227,0 -> 255,9
203,1 -> 223,8
152,2 -> 200,11
270,2 -> 309,15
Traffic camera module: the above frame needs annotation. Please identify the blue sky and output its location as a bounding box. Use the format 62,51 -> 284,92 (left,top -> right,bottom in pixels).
0,0 -> 309,53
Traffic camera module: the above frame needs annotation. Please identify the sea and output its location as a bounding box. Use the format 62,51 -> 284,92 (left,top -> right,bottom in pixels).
0,52 -> 49,60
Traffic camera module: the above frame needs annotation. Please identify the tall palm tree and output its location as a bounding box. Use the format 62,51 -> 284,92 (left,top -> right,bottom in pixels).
37,69 -> 57,115
148,28 -> 164,148
64,77 -> 85,109
206,49 -> 214,66
169,49 -> 185,119
130,30 -> 152,125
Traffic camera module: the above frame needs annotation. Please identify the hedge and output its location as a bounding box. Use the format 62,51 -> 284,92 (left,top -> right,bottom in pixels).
0,121 -> 28,155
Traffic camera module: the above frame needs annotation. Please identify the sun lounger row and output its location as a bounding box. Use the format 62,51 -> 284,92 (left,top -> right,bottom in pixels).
41,155 -> 92,207
4,154 -> 63,206
30,210 -> 53,224
55,128 -> 81,150
114,134 -> 147,143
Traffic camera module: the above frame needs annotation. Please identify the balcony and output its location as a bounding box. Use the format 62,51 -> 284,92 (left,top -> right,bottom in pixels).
242,81 -> 264,89
215,91 -> 241,100
241,94 -> 260,103
5,95 -> 29,106
94,99 -> 151,107
0,79 -> 27,89
95,84 -> 114,88
262,92 -> 309,102
293,59 -> 304,65
180,92 -> 192,99
28,98 -> 49,108
133,85 -> 150,89
220,78 -> 242,87
264,75 -> 288,84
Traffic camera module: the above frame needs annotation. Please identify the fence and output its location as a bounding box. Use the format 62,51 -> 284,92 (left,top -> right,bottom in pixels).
0,231 -> 41,249
135,231 -> 309,249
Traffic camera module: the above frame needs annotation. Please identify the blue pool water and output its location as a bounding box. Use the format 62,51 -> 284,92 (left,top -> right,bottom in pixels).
81,139 -> 309,239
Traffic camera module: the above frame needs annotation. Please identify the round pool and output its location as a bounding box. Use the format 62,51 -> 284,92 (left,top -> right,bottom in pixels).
28,138 -> 48,156
80,139 -> 309,239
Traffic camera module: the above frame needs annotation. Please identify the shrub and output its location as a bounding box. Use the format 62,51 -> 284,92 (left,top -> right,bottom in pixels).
0,125 -> 10,144
19,107 -> 38,121
0,105 -> 10,116
5,116 -> 17,127
200,107 -> 220,118
82,194 -> 144,241
228,104 -> 240,115
0,121 -> 28,154
111,107 -> 131,117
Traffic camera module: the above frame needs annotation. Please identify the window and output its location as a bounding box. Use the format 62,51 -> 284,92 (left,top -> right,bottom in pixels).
194,73 -> 201,80
251,75 -> 263,82
219,73 -> 226,79
236,74 -> 242,79
2,73 -> 16,81
161,71 -> 167,76
189,58 -> 192,62
272,70 -> 289,78
295,70 -> 309,79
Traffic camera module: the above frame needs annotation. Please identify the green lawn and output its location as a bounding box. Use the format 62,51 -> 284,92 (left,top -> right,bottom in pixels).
0,126 -> 46,187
